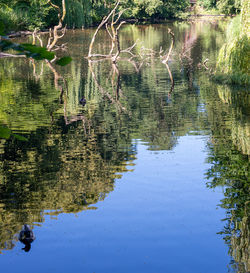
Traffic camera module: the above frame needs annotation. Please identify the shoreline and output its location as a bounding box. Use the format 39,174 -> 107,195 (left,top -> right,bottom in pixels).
3,15 -> 228,39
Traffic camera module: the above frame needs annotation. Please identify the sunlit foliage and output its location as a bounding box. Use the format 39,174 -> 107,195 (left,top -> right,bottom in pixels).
216,0 -> 250,85
198,0 -> 241,14
0,0 -> 190,31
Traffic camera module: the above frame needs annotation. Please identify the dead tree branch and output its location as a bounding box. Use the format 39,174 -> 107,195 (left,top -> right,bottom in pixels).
120,41 -> 138,58
32,28 -> 43,47
46,0 -> 67,52
0,53 -> 25,58
88,0 -> 120,58
87,1 -> 138,63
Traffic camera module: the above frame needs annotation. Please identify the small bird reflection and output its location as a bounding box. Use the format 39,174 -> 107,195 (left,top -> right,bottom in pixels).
18,224 -> 35,252
80,97 -> 86,106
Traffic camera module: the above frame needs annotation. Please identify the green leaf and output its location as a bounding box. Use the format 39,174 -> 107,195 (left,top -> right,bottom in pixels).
0,126 -> 11,139
55,56 -> 72,66
20,44 -> 41,53
40,50 -> 55,61
0,40 -> 69,64
20,44 -> 55,60
12,134 -> 28,141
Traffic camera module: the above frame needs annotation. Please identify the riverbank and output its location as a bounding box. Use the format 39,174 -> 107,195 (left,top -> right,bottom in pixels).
2,14 -> 229,40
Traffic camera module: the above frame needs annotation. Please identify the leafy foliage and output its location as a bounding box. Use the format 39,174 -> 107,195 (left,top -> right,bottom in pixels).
0,0 -> 190,32
216,0 -> 250,86
198,0 -> 241,14
216,0 -> 241,14
55,56 -> 72,66
64,0 -> 92,28
0,0 -> 52,31
216,34 -> 250,85
127,0 -> 189,19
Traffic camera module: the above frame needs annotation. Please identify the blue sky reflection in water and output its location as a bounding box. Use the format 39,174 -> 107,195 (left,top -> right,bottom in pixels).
1,137 -> 229,273
0,20 -> 249,273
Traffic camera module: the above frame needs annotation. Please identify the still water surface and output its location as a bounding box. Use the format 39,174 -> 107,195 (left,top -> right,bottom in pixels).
0,20 -> 249,273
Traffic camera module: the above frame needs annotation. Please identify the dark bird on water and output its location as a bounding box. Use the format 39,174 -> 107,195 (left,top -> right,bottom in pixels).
18,224 -> 35,252
80,97 -> 86,106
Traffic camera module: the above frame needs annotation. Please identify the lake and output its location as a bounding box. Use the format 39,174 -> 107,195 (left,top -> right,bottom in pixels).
0,20 -> 249,273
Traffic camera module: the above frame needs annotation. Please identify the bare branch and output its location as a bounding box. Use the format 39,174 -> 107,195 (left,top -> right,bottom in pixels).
47,28 -> 53,49
0,53 -> 25,58
105,23 -> 113,39
47,0 -> 66,51
32,28 -> 43,47
120,41 -> 138,58
116,20 -> 126,32
114,9 -> 127,24
88,0 -> 120,57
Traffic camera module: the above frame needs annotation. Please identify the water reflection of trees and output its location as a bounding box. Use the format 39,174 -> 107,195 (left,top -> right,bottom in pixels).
206,140 -> 249,273
0,119 -> 136,252
0,54 -> 201,252
0,21 -> 237,254
200,78 -> 250,273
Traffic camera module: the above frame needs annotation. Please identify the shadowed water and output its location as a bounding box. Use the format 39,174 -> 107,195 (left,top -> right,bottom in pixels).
0,20 -> 249,273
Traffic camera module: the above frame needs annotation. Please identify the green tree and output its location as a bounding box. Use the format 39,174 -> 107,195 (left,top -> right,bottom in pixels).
198,0 -> 241,14
0,0 -> 52,31
216,0 -> 241,14
216,0 -> 250,85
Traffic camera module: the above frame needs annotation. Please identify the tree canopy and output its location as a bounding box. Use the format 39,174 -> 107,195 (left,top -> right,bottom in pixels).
0,0 -> 190,31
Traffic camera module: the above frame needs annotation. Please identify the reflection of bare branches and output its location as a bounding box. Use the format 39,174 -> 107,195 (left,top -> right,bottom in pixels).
63,106 -> 91,133
46,61 -> 65,101
111,63 -> 120,99
137,28 -> 175,66
164,63 -> 175,96
88,61 -> 129,114
203,58 -> 209,70
161,28 -> 175,64
179,46 -> 194,89
86,0 -> 177,100
31,59 -> 44,81
45,61 -> 91,133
